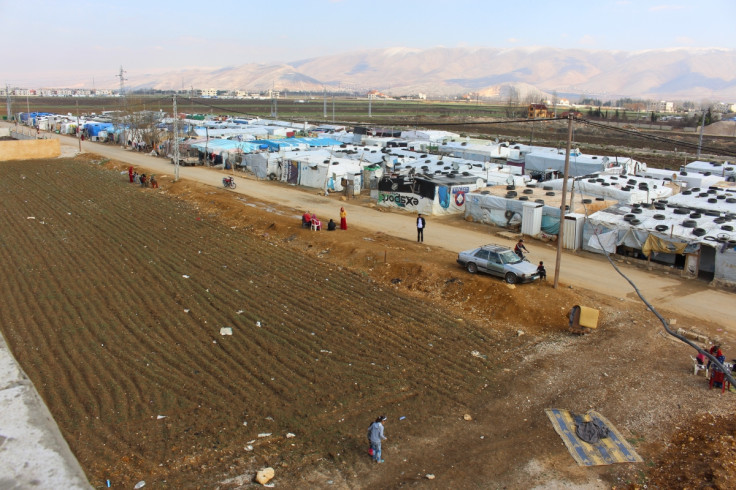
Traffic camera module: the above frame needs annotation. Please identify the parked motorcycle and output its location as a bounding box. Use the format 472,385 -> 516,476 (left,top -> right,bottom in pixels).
222,176 -> 236,189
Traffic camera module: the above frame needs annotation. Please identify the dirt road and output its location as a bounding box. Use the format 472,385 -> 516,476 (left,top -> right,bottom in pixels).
17,123 -> 736,330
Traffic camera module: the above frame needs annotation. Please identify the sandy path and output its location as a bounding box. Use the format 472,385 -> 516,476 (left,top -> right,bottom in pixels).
12,124 -> 736,330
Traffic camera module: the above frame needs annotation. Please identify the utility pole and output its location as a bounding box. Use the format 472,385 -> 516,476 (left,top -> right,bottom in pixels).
117,65 -> 127,96
205,126 -> 209,167
368,94 -> 372,118
332,95 -> 335,123
697,108 -> 706,159
323,87 -> 327,119
553,115 -> 574,289
5,84 -> 11,121
75,99 -> 81,152
173,94 -> 180,181
116,65 -> 127,135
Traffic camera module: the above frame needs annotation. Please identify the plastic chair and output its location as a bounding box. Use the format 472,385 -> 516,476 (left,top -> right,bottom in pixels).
709,370 -> 730,393
691,356 -> 708,377
311,219 -> 322,231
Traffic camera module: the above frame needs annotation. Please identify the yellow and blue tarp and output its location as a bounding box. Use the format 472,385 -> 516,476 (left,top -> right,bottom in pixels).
545,408 -> 643,466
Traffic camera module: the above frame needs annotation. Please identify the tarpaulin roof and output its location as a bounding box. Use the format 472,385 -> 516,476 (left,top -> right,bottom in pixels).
190,139 -> 261,154
545,174 -> 673,204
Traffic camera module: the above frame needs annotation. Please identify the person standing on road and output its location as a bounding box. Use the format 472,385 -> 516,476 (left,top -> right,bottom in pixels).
367,415 -> 387,463
340,207 -> 348,230
417,214 -> 426,242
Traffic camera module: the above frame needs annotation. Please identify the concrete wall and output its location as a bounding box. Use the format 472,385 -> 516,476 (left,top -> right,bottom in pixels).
0,139 -> 61,161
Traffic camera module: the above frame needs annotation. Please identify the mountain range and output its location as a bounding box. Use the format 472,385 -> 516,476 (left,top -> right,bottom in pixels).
132,46 -> 736,101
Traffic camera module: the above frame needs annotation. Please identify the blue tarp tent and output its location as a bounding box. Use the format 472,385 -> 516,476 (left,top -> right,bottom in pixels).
83,122 -> 114,136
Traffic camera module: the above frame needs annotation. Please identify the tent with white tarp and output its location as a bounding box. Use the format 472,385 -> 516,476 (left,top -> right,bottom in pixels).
582,191 -> 736,283
439,141 -> 513,162
463,184 -> 613,234
400,130 -> 459,142
544,174 -> 674,204
523,149 -> 645,177
683,160 -> 736,182
637,167 -> 726,189
377,175 -> 486,216
244,150 -> 364,193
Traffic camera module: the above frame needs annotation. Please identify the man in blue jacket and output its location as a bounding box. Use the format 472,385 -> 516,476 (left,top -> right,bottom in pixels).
367,415 -> 388,463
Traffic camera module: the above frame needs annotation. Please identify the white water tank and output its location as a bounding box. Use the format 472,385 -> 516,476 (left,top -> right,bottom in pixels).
562,213 -> 586,250
521,202 -> 543,236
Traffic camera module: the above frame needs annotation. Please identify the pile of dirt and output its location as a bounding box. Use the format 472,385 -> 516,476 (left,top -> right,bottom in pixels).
704,120 -> 736,137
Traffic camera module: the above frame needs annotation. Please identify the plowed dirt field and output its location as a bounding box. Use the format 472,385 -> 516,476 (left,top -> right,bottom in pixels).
1,156 -> 735,489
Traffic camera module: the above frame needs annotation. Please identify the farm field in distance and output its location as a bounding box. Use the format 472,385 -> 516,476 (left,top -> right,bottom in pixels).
15,95 -> 735,171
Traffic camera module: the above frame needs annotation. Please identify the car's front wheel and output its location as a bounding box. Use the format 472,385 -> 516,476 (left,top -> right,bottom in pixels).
505,272 -> 518,284
466,262 -> 478,274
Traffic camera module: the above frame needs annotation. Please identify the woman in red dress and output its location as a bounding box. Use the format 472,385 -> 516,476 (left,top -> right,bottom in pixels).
340,207 -> 347,230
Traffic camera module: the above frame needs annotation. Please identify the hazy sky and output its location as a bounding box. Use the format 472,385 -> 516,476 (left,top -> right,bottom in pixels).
2,0 -> 734,87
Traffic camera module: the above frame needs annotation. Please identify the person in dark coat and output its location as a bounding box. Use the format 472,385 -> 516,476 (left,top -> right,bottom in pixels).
416,214 -> 426,242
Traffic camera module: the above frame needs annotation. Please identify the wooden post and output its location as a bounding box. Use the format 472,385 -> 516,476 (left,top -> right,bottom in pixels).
553,115 -> 574,289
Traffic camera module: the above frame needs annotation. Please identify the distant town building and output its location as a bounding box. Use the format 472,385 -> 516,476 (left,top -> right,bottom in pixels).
528,103 -> 549,118
653,101 -> 674,113
201,88 -> 218,97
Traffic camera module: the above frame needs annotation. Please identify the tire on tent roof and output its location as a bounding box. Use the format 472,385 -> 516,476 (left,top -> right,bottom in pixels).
653,214 -> 665,220
582,199 -> 592,204
595,197 -> 605,201
655,224 -> 668,232
630,219 -> 641,225
506,191 -> 517,197
543,186 -> 553,190
506,185 -> 516,190
692,228 -> 707,237
535,199 -> 544,204
523,189 -> 533,194
682,220 -> 697,228
673,208 -> 689,215
546,191 -> 555,196
689,212 -> 702,219
519,196 -> 528,201
722,225 -> 734,231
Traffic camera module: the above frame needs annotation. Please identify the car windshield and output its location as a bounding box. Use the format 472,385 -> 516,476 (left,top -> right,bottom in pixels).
499,250 -> 522,264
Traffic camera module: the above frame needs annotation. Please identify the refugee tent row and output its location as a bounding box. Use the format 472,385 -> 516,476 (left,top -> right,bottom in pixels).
582,193 -> 736,283
544,174 -> 674,204
242,151 -> 367,194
